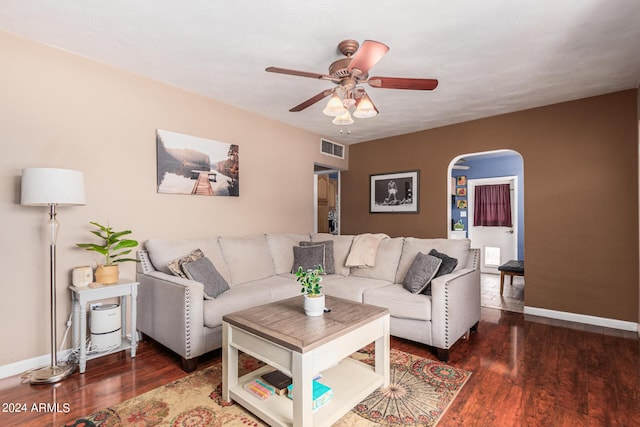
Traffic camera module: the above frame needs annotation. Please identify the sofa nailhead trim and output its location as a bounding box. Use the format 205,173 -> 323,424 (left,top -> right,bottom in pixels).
444,283 -> 450,347
185,287 -> 192,357
138,250 -> 154,275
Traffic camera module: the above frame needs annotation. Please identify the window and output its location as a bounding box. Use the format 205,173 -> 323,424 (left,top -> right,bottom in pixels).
474,184 -> 512,227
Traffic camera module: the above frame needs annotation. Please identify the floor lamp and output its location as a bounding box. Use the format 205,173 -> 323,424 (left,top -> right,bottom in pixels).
21,168 -> 86,384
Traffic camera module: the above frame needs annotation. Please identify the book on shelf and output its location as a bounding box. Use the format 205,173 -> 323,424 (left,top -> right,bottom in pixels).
261,370 -> 292,396
286,380 -> 333,411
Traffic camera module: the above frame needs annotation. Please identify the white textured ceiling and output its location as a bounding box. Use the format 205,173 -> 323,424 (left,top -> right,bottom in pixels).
1,1 -> 639,144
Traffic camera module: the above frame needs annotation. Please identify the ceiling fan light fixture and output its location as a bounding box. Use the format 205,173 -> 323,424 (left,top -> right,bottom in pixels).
342,97 -> 356,109
332,110 -> 354,126
353,93 -> 377,118
322,93 -> 347,117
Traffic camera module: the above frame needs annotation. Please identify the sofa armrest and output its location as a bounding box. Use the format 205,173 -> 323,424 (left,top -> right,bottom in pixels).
136,270 -> 206,360
463,247 -> 480,270
429,265 -> 481,350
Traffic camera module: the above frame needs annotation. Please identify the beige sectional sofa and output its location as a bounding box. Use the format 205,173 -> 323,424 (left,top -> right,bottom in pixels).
136,233 -> 481,371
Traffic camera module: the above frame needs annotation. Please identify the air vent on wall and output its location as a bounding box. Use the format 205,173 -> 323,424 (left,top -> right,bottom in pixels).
321,138 -> 345,159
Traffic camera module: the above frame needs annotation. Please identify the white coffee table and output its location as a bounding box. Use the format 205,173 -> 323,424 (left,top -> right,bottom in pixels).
222,295 -> 390,427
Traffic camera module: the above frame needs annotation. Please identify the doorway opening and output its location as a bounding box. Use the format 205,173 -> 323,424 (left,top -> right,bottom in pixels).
314,165 -> 340,235
468,175 -> 519,274
447,149 -> 525,312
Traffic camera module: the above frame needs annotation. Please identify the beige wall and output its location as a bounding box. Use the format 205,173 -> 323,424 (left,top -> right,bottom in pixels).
342,90 -> 639,323
0,30 -> 347,366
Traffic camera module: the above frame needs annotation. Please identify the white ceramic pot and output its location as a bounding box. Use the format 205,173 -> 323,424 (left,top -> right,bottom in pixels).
303,294 -> 325,317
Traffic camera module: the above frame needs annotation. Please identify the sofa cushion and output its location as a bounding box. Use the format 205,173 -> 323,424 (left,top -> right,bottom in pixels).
266,233 -> 311,275
429,249 -> 458,277
182,257 -> 230,299
320,275 -> 392,303
241,275 -> 300,301
363,284 -> 432,321
403,252 -> 442,294
350,237 -> 404,282
145,238 -> 231,284
219,234 -> 276,285
300,240 -> 335,274
311,233 -> 354,276
291,245 -> 325,273
395,238 -> 470,284
203,284 -> 273,328
167,248 -> 204,278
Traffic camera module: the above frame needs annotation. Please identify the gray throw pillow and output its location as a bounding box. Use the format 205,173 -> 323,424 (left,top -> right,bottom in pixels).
291,245 -> 325,273
403,252 -> 442,294
299,240 -> 335,274
429,249 -> 458,277
167,248 -> 204,279
182,257 -> 230,299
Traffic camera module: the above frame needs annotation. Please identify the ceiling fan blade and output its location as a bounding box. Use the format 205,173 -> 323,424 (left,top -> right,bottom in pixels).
265,66 -> 332,80
347,40 -> 389,75
368,76 -> 439,90
289,89 -> 335,112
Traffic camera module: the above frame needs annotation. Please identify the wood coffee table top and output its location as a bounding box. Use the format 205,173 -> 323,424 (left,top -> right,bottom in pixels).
223,295 -> 388,353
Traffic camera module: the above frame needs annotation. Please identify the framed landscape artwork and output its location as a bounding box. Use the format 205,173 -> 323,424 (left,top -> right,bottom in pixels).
370,170 -> 419,213
156,129 -> 239,196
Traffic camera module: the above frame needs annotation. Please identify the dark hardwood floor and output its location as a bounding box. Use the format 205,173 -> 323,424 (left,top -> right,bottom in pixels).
1,307 -> 638,426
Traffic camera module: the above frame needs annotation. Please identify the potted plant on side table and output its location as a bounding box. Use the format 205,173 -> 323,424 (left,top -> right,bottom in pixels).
295,264 -> 324,316
76,221 -> 139,285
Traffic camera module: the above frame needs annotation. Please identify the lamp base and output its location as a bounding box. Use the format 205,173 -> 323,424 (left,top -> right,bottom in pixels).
28,363 -> 75,384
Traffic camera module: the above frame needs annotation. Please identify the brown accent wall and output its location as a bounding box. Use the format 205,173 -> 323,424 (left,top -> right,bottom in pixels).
343,90 -> 639,322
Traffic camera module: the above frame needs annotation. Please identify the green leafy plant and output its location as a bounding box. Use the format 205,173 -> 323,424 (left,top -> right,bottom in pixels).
76,221 -> 139,266
295,264 -> 323,296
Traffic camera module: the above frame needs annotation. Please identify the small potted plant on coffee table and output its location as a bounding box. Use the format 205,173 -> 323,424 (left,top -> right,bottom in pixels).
295,264 -> 324,316
76,221 -> 139,284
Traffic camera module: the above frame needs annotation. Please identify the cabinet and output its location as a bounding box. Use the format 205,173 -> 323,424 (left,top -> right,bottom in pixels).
317,175 -> 337,234
328,178 -> 337,209
317,174 -> 328,200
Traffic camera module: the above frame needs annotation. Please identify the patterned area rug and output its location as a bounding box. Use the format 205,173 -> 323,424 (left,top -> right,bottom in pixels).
66,348 -> 470,427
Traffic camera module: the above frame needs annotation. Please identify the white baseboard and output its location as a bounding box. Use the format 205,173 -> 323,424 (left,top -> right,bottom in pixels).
524,306 -> 638,332
0,350 -> 73,380
0,333 -> 136,380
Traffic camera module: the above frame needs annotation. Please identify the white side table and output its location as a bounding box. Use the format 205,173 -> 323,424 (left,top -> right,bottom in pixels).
69,279 -> 139,373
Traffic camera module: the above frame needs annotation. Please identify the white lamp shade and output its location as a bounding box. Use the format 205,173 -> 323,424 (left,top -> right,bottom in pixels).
322,93 -> 347,117
353,93 -> 378,119
332,110 -> 354,125
21,168 -> 86,206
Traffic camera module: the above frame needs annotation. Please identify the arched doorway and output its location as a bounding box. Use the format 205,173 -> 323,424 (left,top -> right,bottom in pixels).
447,149 -> 525,312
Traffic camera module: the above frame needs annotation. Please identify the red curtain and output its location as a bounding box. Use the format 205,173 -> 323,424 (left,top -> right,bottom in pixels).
474,184 -> 512,227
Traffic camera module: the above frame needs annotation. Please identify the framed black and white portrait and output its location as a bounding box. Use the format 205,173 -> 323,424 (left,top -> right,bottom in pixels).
370,170 -> 419,213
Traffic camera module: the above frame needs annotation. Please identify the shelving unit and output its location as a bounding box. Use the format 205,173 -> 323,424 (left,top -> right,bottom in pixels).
229,358 -> 382,427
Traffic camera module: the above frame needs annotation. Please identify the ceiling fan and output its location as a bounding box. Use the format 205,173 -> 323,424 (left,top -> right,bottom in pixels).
266,39 -> 438,124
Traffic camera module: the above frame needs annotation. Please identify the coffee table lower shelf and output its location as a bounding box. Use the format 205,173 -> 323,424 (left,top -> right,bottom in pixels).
229,357 -> 382,427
